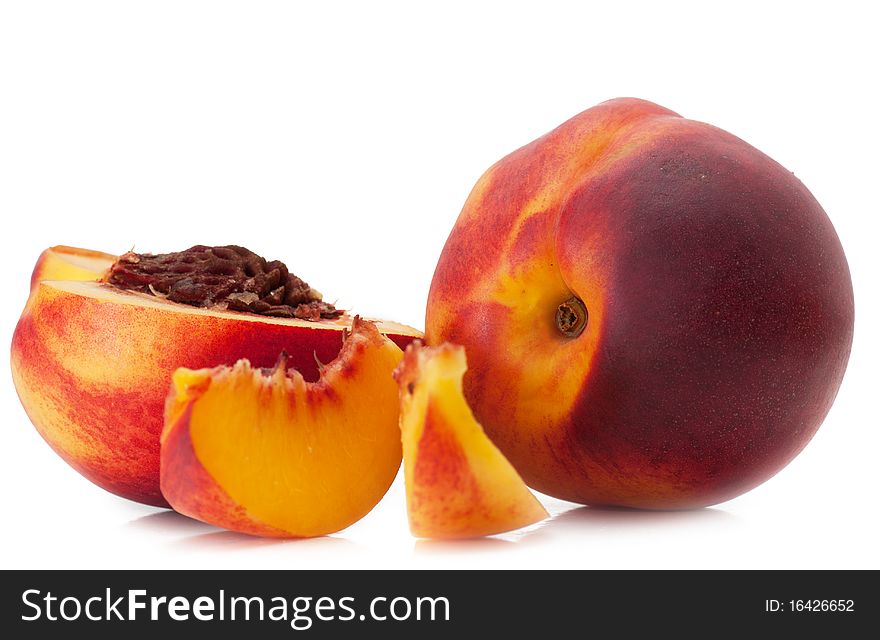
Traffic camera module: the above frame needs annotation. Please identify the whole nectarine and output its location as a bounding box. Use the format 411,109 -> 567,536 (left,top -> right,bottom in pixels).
427,98 -> 854,509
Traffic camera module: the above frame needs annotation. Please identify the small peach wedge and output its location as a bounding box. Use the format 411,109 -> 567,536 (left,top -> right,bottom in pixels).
394,341 -> 548,539
160,317 -> 404,538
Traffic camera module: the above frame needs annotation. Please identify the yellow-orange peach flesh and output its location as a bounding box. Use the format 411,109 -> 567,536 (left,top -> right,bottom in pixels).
161,318 -> 404,537
28,245 -> 116,292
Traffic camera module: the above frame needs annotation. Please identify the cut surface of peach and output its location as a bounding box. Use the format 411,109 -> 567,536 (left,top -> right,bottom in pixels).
28,245 -> 116,291
395,342 -> 548,539
161,317 -> 404,538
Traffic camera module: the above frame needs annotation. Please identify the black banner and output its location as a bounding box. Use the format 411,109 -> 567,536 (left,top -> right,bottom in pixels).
0,570 -> 873,637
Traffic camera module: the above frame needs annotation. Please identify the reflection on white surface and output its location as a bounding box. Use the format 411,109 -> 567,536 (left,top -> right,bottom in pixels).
414,536 -> 518,555
116,499 -> 743,564
1,465 -> 874,569
126,511 -> 359,553
538,504 -> 737,531
170,531 -> 355,553
125,510 -> 218,535
412,505 -> 738,556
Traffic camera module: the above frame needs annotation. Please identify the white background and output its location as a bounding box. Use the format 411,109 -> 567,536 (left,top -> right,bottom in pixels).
1,1 -> 877,569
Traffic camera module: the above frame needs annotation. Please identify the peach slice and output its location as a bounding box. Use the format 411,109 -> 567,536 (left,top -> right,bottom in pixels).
394,341 -> 548,539
160,318 -> 404,538
11,246 -> 421,507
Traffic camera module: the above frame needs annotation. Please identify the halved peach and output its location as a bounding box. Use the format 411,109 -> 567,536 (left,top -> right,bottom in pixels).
161,318 -> 403,538
394,342 -> 548,539
11,245 -> 421,507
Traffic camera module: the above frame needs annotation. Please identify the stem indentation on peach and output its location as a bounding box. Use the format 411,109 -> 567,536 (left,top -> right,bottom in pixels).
555,296 -> 588,338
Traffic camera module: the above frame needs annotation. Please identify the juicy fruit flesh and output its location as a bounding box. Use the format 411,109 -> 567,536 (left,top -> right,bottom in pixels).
161,318 -> 405,537
105,245 -> 340,321
36,246 -> 115,278
396,342 -> 548,539
28,245 -> 115,293
52,248 -> 113,272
